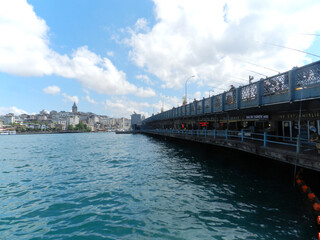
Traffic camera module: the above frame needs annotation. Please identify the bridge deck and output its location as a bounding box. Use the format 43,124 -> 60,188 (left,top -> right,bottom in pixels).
142,130 -> 320,172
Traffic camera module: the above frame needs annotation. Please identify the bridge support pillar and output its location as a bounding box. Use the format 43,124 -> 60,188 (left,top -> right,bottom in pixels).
296,134 -> 300,153
264,132 -> 267,147
241,129 -> 244,142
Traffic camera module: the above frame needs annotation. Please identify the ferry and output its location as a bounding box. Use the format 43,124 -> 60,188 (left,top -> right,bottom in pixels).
0,130 -> 16,135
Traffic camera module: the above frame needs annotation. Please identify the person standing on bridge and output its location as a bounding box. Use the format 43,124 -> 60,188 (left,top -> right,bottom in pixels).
310,126 -> 320,154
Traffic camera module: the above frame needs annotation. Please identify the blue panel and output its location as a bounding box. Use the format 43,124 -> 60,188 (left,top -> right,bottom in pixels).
240,98 -> 259,108
262,92 -> 290,104
213,94 -> 222,112
186,104 -> 191,116
197,100 -> 203,115
191,102 -> 196,115
295,86 -> 320,100
204,97 -> 211,113
224,90 -> 237,111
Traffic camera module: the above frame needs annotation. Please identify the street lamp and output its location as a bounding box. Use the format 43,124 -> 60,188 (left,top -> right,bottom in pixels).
161,95 -> 168,112
185,75 -> 195,104
209,89 -> 214,97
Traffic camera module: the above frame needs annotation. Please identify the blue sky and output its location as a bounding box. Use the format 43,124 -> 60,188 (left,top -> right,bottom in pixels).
1,0 -> 320,117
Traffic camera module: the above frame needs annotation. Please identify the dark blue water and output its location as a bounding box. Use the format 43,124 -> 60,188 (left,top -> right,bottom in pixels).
0,133 -> 316,239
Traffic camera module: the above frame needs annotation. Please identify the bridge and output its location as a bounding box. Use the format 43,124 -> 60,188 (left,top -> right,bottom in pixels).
142,60 -> 320,171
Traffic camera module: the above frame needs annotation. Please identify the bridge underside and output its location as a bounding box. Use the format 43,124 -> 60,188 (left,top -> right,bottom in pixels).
142,130 -> 320,172
144,99 -> 320,141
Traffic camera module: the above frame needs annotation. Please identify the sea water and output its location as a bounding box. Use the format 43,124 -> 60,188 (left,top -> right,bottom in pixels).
0,133 -> 316,239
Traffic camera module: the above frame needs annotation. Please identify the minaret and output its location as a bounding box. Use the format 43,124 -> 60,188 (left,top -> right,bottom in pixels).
72,102 -> 78,114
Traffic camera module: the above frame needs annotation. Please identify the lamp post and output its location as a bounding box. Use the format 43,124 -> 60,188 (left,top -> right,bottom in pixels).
161,95 -> 168,112
209,89 -> 214,97
185,75 -> 195,104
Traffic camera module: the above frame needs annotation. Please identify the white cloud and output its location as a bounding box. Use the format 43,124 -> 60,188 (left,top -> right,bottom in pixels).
127,0 -> 320,90
0,0 -> 155,97
83,89 -> 90,95
43,85 -> 61,95
136,74 -> 154,85
134,18 -> 149,32
106,51 -> 114,57
85,95 -> 98,104
105,98 -> 150,118
0,106 -> 28,116
62,93 -> 79,104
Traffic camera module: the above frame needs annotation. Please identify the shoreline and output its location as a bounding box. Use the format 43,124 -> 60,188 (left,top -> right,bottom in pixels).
13,130 -> 112,135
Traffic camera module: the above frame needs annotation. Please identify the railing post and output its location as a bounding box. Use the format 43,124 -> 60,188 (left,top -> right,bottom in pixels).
225,129 -> 228,140
263,131 -> 267,147
296,134 -> 300,153
213,129 -> 216,139
289,69 -> 296,102
241,129 -> 244,142
257,80 -> 262,106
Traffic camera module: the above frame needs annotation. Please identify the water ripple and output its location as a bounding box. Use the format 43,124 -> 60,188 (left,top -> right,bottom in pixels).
0,133 -> 316,239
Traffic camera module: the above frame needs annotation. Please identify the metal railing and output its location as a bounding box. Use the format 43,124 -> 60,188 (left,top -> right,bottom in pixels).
142,129 -> 315,154
143,60 -> 320,123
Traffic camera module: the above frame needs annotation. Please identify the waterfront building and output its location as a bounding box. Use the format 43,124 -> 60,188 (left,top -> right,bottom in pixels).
120,118 -> 131,130
58,120 -> 67,130
40,109 -> 49,115
68,115 -> 80,127
88,115 -> 100,125
19,114 -> 29,120
131,112 -> 142,130
37,115 -> 47,121
4,114 -> 15,125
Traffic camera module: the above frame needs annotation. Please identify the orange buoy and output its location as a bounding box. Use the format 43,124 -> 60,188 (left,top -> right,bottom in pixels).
302,185 -> 308,193
318,232 -> 320,240
296,179 -> 302,185
317,216 -> 320,225
313,203 -> 320,212
308,193 -> 316,201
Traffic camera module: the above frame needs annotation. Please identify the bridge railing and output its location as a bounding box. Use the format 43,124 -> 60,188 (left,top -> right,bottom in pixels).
143,60 -> 320,124
143,129 -> 314,154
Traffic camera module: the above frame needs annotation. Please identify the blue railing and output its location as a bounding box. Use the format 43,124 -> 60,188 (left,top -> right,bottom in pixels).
144,60 -> 320,123
142,129 -> 315,154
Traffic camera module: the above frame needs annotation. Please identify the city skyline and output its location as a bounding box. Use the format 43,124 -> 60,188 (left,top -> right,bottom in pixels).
1,0 -> 320,118
0,101 -> 132,133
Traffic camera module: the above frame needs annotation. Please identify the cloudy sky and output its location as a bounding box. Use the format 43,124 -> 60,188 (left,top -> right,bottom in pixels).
1,0 -> 320,117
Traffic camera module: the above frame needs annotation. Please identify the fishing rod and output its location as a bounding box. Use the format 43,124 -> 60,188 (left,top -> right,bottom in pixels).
270,43 -> 320,58
299,33 -> 320,37
245,69 -> 268,77
236,58 -> 281,74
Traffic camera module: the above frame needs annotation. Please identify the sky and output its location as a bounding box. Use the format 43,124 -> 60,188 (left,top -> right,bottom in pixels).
0,0 -> 320,118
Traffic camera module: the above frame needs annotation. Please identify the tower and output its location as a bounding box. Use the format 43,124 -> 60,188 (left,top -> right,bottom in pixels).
72,102 -> 78,114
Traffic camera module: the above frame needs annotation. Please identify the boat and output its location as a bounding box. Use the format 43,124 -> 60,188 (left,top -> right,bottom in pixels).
0,130 -> 16,135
